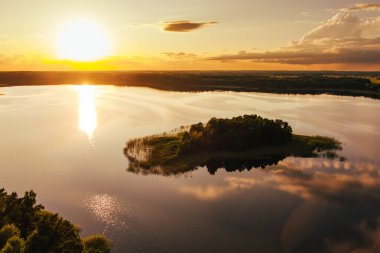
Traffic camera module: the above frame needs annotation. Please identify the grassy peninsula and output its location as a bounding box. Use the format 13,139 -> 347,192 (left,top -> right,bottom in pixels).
124,115 -> 342,176
0,189 -> 111,253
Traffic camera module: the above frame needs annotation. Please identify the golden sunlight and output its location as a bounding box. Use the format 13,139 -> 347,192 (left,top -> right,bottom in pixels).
57,20 -> 110,62
76,85 -> 97,142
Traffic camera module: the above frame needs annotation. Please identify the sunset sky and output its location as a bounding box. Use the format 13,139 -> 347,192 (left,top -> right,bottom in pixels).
0,0 -> 379,71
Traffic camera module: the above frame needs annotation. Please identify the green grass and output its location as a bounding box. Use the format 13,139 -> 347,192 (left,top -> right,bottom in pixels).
145,136 -> 181,165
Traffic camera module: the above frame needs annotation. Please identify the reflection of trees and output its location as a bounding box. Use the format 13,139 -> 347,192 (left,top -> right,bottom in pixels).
126,154 -> 287,176
125,116 -> 342,177
203,155 -> 287,175
125,138 -> 341,177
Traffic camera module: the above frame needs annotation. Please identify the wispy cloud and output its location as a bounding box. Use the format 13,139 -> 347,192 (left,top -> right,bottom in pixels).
0,54 -> 23,64
301,11 -> 312,17
208,47 -> 380,65
162,20 -> 218,32
162,52 -> 197,59
340,3 -> 380,12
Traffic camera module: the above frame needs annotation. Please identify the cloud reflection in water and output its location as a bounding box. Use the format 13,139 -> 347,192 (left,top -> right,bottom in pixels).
180,177 -> 258,200
178,157 -> 380,252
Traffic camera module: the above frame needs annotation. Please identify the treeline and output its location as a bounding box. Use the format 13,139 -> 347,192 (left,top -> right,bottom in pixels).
179,115 -> 293,154
0,189 -> 111,253
0,71 -> 379,94
121,72 -> 379,92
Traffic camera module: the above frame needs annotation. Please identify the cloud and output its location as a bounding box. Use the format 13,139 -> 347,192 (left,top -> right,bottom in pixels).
0,54 -> 22,64
301,12 -> 362,40
208,45 -> 380,65
162,20 -> 218,32
340,3 -> 380,12
208,10 -> 380,66
162,52 -> 197,59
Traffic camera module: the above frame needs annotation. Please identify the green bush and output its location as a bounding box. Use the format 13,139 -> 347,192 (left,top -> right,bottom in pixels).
24,211 -> 83,253
83,235 -> 112,253
0,189 -> 112,253
0,225 -> 21,249
0,236 -> 25,253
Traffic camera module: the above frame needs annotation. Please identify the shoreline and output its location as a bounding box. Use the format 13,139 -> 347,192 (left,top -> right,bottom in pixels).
0,71 -> 379,99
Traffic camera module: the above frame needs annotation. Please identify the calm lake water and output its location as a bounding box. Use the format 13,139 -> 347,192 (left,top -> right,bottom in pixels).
0,85 -> 379,253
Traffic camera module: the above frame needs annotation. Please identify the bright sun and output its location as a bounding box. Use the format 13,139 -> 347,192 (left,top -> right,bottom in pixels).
57,19 -> 110,62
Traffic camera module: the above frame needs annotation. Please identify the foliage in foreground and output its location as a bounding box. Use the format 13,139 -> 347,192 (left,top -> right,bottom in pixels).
0,189 -> 112,253
125,114 -> 343,175
83,235 -> 112,253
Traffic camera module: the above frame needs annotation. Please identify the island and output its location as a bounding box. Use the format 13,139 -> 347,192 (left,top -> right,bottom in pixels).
124,114 -> 343,176
0,189 -> 111,253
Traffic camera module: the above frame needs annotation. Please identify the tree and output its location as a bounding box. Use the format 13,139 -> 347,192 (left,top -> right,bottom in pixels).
0,189 -> 111,253
83,235 -> 112,253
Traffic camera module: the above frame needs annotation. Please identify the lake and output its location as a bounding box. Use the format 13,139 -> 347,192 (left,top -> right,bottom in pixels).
0,85 -> 379,253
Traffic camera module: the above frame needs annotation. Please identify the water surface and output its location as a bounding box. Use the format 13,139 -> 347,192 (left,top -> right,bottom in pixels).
0,85 -> 379,253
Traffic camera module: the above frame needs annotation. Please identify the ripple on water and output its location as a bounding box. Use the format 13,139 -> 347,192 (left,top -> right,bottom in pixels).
85,194 -> 126,231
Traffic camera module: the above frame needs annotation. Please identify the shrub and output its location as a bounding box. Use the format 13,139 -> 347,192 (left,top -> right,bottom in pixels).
0,225 -> 20,249
0,189 -> 112,253
83,235 -> 112,253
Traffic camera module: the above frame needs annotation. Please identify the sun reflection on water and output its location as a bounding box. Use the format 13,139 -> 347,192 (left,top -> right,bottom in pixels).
85,194 -> 125,229
75,85 -> 97,143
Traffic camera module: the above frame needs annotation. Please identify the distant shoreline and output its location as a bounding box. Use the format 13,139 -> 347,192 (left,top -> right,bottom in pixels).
0,71 -> 379,99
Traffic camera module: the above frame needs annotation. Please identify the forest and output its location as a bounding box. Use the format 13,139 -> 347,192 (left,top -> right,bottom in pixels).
178,115 -> 292,154
0,71 -> 379,99
0,189 -> 111,253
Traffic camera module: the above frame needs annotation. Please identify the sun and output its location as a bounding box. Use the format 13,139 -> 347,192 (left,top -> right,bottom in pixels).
57,19 -> 110,62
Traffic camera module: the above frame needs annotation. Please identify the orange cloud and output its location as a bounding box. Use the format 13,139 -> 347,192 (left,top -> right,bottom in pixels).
162,52 -> 197,59
162,20 -> 218,32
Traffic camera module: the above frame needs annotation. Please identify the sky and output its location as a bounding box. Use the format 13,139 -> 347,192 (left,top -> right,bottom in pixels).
0,0 -> 379,71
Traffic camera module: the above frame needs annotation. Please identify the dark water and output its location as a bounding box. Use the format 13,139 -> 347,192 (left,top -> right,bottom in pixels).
0,85 -> 379,253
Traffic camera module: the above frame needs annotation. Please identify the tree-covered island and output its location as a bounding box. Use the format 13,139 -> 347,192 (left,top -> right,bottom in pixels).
125,115 -> 343,176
